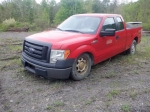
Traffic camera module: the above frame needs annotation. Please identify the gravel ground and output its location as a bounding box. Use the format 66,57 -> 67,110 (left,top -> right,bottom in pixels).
0,32 -> 150,112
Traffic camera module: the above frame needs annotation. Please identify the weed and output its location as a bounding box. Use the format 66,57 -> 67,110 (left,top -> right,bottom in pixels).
85,96 -> 96,105
51,82 -> 62,90
107,93 -> 112,100
145,45 -> 150,57
53,100 -> 64,107
107,90 -> 120,100
105,101 -> 110,108
12,58 -> 22,67
144,89 -> 149,93
4,102 -> 8,108
141,36 -> 149,43
15,101 -> 20,105
134,70 -> 139,75
104,70 -> 116,78
85,99 -> 92,105
46,105 -> 55,110
37,88 -> 42,92
121,104 -> 131,112
11,74 -> 16,78
7,45 -> 22,52
111,80 -> 119,87
129,90 -> 137,100
87,87 -> 91,90
110,90 -> 120,96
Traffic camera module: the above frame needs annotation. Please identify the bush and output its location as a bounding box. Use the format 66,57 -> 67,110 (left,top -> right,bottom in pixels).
15,22 -> 30,28
2,18 -> 17,28
142,23 -> 150,31
0,18 -> 17,31
0,18 -> 50,32
0,23 -> 9,31
34,18 -> 50,30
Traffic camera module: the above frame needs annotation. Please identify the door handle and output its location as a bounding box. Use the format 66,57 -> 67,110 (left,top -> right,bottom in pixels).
116,36 -> 119,40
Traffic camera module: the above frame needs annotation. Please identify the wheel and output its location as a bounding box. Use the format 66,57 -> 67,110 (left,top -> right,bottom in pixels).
71,53 -> 91,81
127,40 -> 137,55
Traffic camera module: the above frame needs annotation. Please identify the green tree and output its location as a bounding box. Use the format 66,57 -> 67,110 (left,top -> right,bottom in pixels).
92,0 -> 104,13
54,0 -> 84,24
84,0 -> 93,13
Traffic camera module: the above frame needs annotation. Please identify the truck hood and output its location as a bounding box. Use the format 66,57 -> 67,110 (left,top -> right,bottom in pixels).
26,30 -> 94,49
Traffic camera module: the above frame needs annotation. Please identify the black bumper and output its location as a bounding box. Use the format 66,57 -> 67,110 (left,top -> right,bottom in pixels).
22,53 -> 74,79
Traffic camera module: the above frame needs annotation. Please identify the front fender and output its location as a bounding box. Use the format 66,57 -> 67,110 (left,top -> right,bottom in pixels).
68,45 -> 97,63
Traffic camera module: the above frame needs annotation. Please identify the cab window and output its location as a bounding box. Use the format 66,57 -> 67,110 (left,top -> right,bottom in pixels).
116,17 -> 124,30
102,18 -> 116,31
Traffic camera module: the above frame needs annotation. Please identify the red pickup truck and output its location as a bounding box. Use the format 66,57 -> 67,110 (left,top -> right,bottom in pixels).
22,14 -> 142,80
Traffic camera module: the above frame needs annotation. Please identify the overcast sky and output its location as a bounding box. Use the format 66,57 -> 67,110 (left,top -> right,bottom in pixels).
0,0 -> 60,4
0,0 -> 138,4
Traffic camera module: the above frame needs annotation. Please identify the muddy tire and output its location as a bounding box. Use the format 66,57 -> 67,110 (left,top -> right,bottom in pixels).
71,53 -> 91,81
127,40 -> 137,55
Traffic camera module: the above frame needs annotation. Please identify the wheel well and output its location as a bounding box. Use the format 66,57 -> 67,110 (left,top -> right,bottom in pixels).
134,37 -> 138,43
85,52 -> 94,66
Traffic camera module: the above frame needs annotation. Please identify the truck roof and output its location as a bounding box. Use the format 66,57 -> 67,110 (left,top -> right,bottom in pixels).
74,13 -> 121,17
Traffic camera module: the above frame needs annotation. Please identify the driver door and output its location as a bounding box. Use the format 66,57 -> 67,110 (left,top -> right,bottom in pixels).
97,17 -> 117,62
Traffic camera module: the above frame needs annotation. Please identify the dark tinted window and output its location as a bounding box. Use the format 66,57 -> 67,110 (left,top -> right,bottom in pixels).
116,17 -> 124,30
102,18 -> 116,31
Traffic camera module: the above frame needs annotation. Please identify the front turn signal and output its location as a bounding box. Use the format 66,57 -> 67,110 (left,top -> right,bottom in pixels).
64,50 -> 70,59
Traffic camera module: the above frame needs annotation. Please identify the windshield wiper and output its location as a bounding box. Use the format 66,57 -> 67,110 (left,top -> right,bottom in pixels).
64,30 -> 84,34
56,28 -> 64,31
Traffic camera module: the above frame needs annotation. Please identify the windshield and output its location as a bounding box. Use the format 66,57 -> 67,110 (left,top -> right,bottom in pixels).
57,16 -> 102,34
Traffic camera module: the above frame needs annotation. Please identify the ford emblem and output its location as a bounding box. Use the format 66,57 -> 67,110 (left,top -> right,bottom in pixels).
28,47 -> 35,53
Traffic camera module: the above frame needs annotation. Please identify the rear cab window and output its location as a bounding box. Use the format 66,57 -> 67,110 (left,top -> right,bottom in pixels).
116,17 -> 124,31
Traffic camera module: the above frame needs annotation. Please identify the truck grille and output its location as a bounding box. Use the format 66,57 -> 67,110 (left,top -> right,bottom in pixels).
24,41 -> 49,62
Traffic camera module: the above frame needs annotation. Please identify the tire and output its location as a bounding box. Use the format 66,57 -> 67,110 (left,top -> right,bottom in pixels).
71,53 -> 91,81
127,40 -> 137,55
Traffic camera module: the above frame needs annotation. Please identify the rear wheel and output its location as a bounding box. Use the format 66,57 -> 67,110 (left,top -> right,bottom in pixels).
127,40 -> 137,55
71,53 -> 91,81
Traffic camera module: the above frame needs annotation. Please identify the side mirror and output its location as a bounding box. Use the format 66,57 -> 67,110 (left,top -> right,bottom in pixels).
100,29 -> 116,37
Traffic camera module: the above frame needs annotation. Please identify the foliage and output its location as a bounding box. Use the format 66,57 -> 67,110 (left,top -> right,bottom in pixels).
0,18 -> 17,31
0,0 -> 150,31
2,18 -> 16,27
54,0 -> 84,24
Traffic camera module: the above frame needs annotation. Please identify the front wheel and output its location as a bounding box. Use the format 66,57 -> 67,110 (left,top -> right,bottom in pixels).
127,40 -> 137,55
71,53 -> 91,81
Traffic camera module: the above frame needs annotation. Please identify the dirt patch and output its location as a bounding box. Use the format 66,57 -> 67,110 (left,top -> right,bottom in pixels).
0,32 -> 150,112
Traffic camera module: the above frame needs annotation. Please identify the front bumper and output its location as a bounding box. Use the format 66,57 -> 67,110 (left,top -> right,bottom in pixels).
22,53 -> 74,79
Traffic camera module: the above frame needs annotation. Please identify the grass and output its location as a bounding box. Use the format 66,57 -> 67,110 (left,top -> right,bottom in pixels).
12,58 -> 22,66
0,36 -> 150,111
107,90 -> 120,100
46,105 -> 55,111
105,70 -> 116,78
51,82 -> 63,90
129,90 -> 137,100
53,100 -> 65,107
4,102 -> 9,108
105,101 -> 110,108
108,36 -> 150,66
37,88 -> 42,92
7,45 -> 22,52
84,96 -> 96,105
121,104 -> 131,112
110,90 -> 120,96
85,100 -> 92,105
133,70 -> 139,75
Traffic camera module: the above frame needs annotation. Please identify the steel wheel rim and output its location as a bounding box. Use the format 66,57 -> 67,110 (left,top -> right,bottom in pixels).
131,43 -> 136,54
76,57 -> 88,75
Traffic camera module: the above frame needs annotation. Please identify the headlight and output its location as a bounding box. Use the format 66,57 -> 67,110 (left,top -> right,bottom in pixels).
50,50 -> 70,63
